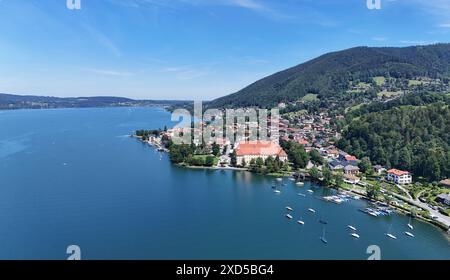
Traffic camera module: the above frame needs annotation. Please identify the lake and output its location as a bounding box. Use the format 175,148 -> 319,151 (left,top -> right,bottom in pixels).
0,107 -> 449,260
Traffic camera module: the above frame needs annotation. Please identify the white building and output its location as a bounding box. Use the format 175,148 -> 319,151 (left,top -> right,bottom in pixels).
386,169 -> 412,185
235,141 -> 288,166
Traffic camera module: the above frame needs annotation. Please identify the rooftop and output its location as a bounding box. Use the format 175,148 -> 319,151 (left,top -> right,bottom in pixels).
387,169 -> 410,176
236,141 -> 287,158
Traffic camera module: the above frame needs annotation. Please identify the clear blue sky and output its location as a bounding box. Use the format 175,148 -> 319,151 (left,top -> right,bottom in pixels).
0,0 -> 449,100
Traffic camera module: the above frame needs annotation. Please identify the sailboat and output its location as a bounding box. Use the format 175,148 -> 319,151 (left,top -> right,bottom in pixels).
297,219 -> 305,225
286,206 -> 294,211
407,215 -> 414,230
347,200 -> 358,232
404,231 -> 415,238
285,213 -> 293,220
320,228 -> 328,244
308,196 -> 316,213
350,232 -> 360,239
385,224 -> 397,239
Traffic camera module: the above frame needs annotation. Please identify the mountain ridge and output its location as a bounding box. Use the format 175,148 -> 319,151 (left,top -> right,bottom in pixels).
208,43 -> 450,108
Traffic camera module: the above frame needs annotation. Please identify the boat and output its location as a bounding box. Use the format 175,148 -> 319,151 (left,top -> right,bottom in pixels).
274,190 -> 281,194
285,214 -> 293,219
320,228 -> 328,244
289,178 -> 295,181
286,206 -> 293,211
386,233 -> 397,239
308,208 -> 316,213
407,216 -> 414,230
296,181 -> 304,186
386,224 -> 397,239
350,233 -> 360,239
276,178 -> 282,182
347,225 -> 357,231
298,193 -> 306,197
368,211 -> 379,217
405,231 -> 415,238
297,220 -> 305,225
307,190 -> 314,194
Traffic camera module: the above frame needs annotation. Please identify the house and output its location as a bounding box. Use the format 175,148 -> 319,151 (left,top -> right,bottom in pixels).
344,174 -> 360,185
439,179 -> 450,189
386,169 -> 412,185
235,141 -> 288,166
436,193 -> 450,206
329,160 -> 345,171
325,149 -> 339,159
344,165 -> 360,176
373,165 -> 386,175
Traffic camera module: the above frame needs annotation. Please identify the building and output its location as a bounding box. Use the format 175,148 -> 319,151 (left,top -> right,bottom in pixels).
373,165 -> 386,175
343,174 -> 360,185
344,165 -> 360,176
235,141 -> 288,166
386,169 -> 412,185
436,193 -> 450,206
439,179 -> 450,189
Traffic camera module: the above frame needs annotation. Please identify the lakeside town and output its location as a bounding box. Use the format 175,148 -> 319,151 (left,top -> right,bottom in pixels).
135,106 -> 450,234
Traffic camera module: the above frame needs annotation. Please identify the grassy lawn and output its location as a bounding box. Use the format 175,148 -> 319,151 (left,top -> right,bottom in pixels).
377,90 -> 403,98
192,155 -> 219,165
302,93 -> 319,102
284,110 -> 308,118
346,103 -> 364,113
408,79 -> 427,86
373,76 -> 386,86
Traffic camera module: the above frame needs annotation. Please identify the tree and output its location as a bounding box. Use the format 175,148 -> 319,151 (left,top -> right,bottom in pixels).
367,182 -> 381,200
212,143 -> 221,157
322,167 -> 332,185
310,149 -> 324,165
334,174 -> 344,190
309,166 -> 320,180
241,158 -> 247,167
230,151 -> 237,167
359,157 -> 373,175
205,156 -> 215,167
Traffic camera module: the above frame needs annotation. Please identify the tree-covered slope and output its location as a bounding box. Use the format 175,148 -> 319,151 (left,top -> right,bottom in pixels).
209,44 -> 450,108
337,103 -> 450,181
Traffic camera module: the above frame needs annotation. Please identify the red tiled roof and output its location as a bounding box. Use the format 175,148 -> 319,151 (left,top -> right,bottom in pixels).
298,139 -> 309,145
387,169 -> 410,176
236,141 -> 287,158
345,155 -> 357,161
439,179 -> 450,186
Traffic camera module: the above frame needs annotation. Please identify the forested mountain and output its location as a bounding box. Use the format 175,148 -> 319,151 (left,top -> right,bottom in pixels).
208,44 -> 450,108
0,93 -> 187,110
338,103 -> 450,181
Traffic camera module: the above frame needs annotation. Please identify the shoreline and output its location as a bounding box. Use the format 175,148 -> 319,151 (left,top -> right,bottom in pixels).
137,136 -> 450,234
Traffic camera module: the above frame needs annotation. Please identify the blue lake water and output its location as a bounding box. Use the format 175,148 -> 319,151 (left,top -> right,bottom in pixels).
0,107 -> 449,260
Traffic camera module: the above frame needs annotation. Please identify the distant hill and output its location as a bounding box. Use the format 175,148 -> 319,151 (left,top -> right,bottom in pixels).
0,93 -> 188,110
208,44 -> 450,108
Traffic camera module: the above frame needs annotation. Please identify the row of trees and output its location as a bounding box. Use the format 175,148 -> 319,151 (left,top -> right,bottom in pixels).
247,156 -> 290,175
167,141 -> 218,167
